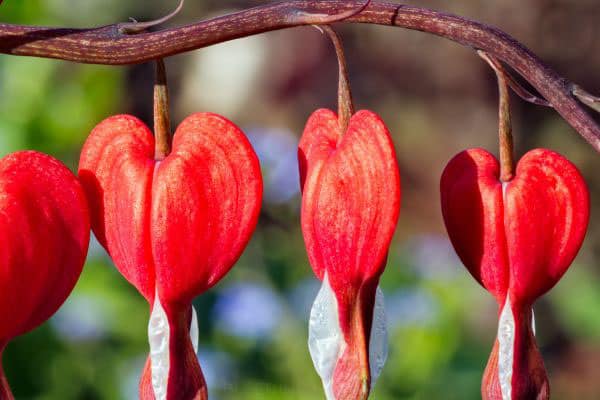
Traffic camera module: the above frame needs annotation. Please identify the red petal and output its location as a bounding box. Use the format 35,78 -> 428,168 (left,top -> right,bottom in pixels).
440,148 -> 509,303
299,109 -> 400,293
441,148 -> 589,304
0,151 -> 89,340
152,112 -> 262,304
79,113 -> 262,305
505,149 -> 589,303
78,115 -> 156,301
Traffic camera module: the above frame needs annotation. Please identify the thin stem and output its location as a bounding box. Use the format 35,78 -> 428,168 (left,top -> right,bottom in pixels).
0,1 -> 598,151
479,51 -> 514,182
497,67 -> 550,107
319,25 -> 354,133
154,59 -> 171,160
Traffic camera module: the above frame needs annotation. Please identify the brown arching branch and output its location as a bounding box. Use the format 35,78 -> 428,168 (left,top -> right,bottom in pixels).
0,0 -> 599,152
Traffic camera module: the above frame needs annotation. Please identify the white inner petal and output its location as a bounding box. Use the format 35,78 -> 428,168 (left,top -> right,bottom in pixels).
497,295 -> 515,400
531,309 -> 536,336
369,286 -> 388,390
308,273 -> 388,399
308,274 -> 343,400
148,291 -> 170,400
190,305 -> 199,354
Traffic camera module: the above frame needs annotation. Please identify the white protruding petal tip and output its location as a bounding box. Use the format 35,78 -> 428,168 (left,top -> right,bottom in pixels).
190,305 -> 199,354
498,295 -> 515,400
369,286 -> 388,390
308,274 -> 342,400
148,292 -> 170,400
308,274 -> 388,399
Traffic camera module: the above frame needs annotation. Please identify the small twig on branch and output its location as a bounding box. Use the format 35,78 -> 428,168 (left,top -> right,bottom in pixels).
291,0 -> 371,24
0,1 -> 598,151
477,53 -> 551,108
572,85 -> 600,114
118,0 -> 185,34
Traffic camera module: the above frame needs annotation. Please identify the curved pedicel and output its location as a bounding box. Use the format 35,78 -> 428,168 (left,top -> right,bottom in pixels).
0,151 -> 90,399
299,109 -> 400,399
79,113 -> 262,400
441,148 -> 589,400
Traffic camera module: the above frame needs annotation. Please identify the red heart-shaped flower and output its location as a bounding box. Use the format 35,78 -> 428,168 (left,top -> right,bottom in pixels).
0,151 -> 90,399
441,147 -> 589,400
300,109 -> 400,400
79,112 -> 262,400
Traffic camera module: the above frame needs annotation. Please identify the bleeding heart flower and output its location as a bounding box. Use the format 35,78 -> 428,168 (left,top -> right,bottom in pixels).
441,148 -> 589,400
0,151 -> 90,399
78,112 -> 262,400
299,108 -> 401,400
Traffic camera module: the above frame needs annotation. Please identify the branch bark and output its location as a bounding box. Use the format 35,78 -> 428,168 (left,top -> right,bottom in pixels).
0,0 -> 598,151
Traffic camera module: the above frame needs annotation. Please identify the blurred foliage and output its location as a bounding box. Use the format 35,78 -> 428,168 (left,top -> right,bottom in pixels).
0,1 -> 599,399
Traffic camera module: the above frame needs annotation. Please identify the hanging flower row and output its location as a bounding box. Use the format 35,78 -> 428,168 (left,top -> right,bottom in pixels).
0,23 -> 590,400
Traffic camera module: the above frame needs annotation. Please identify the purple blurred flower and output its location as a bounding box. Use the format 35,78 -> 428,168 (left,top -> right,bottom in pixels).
246,127 -> 300,204
213,282 -> 283,340
408,234 -> 461,280
385,288 -> 439,329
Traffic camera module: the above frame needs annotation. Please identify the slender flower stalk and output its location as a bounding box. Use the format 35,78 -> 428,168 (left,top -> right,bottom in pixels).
154,58 -> 171,160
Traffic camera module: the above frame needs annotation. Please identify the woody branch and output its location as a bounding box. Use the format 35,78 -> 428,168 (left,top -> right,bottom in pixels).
0,0 -> 599,151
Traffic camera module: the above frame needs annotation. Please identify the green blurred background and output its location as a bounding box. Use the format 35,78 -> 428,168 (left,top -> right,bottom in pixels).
1,1 -> 599,399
